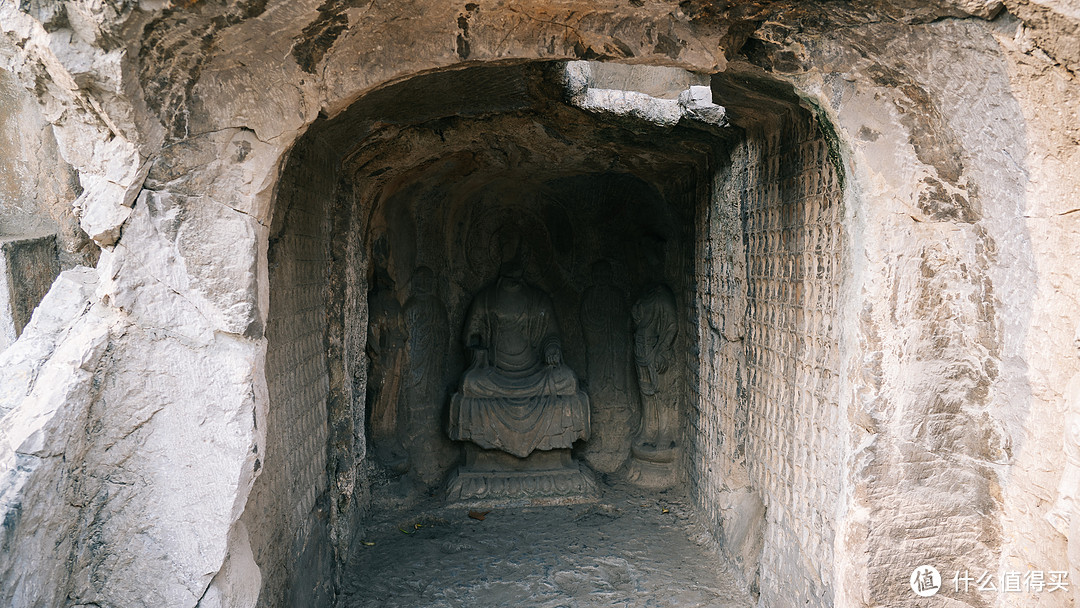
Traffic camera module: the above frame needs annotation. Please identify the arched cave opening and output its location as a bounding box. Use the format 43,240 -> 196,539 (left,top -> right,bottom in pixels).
247,60 -> 844,606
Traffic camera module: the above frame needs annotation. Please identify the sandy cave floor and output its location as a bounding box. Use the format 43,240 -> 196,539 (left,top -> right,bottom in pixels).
337,479 -> 754,608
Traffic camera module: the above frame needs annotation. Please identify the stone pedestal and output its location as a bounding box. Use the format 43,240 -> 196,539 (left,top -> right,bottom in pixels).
627,442 -> 680,490
446,446 -> 598,507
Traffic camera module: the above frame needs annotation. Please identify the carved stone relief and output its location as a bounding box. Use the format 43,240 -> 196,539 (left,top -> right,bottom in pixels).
448,256 -> 590,456
632,283 -> 679,446
579,259 -> 635,473
362,171 -> 686,502
400,266 -> 456,485
366,262 -> 408,472
445,253 -> 596,505
628,281 -> 681,489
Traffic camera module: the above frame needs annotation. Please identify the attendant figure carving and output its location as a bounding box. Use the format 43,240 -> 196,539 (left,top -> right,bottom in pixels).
401,266 -> 455,484
631,283 -> 679,456
367,266 -> 408,471
580,259 -> 634,472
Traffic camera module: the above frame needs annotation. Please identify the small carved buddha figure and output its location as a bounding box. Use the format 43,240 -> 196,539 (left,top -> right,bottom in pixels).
448,257 -> 590,458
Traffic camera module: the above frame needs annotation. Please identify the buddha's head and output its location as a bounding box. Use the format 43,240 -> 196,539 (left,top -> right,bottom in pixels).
498,255 -> 526,282
411,266 -> 436,296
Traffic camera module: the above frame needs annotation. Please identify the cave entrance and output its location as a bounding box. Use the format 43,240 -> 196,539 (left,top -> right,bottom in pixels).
251,60 -> 845,607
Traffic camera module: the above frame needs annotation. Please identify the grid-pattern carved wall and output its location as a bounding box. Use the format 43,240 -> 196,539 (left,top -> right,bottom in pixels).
690,147 -> 749,534
743,118 -> 843,607
692,114 -> 844,607
244,144 -> 334,606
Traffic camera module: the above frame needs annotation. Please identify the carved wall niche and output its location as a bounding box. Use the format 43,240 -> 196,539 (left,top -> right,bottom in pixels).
307,63 -> 722,512
361,164 -> 694,491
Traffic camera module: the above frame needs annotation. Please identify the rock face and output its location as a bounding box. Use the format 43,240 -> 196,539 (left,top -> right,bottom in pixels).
0,2 -> 1077,608
0,267 -> 107,608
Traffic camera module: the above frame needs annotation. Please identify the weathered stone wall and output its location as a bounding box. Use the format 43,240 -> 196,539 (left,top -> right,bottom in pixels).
690,139 -> 753,586
0,66 -> 91,267
0,64 -> 94,350
784,19 -> 1035,607
669,168 -> 709,493
691,109 -> 843,605
325,172 -> 371,591
0,268 -> 106,608
242,141 -> 335,608
741,117 -> 843,607
993,13 -> 1080,607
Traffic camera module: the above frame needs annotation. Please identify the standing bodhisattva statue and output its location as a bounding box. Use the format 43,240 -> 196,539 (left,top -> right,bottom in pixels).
448,259 -> 590,458
632,283 -> 678,454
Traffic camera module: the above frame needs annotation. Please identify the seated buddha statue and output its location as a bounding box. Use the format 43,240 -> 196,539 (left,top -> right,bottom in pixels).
448,258 -> 590,458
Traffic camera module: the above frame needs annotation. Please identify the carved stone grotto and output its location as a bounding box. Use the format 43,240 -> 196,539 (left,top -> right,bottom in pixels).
0,3 -> 1077,608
